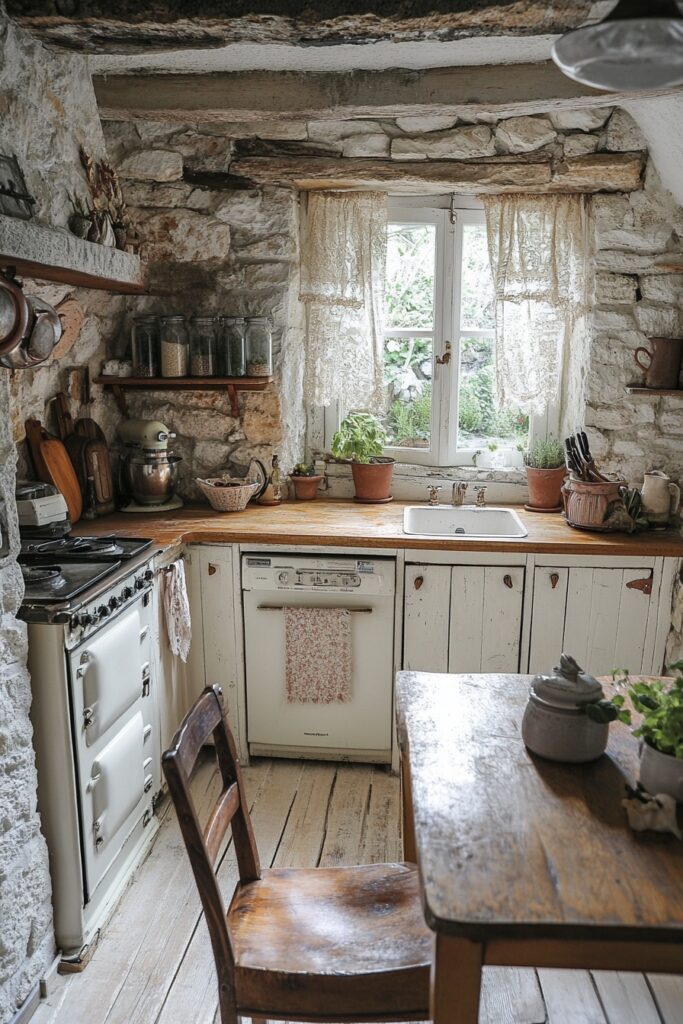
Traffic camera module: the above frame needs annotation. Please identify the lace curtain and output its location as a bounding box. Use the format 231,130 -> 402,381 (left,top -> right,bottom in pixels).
300,190 -> 387,410
483,193 -> 587,416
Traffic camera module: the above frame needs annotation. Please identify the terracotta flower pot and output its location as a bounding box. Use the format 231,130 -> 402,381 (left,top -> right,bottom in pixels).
350,458 -> 395,502
526,466 -> 567,511
289,474 -> 323,500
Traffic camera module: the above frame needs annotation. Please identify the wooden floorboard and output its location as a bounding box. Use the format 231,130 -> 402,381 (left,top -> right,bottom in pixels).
35,755 -> 683,1024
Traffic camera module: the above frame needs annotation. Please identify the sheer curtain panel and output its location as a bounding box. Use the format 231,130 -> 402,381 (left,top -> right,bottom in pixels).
483,194 -> 587,416
300,190 -> 388,410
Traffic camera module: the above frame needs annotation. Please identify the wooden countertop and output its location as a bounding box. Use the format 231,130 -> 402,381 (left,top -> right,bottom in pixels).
73,500 -> 683,557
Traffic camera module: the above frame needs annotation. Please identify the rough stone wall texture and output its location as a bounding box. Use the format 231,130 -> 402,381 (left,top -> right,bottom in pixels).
0,11 -> 114,1020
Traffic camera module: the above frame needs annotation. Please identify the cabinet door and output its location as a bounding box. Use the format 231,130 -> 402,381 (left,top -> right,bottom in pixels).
529,566 -> 654,676
449,566 -> 525,673
403,564 -> 451,672
197,547 -> 240,727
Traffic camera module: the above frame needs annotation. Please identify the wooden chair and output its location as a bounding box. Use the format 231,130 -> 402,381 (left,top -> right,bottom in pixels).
162,684 -> 432,1023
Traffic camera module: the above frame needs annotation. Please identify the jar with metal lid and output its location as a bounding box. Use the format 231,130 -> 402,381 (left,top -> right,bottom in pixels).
219,316 -> 246,377
159,316 -> 189,378
245,316 -> 273,377
131,315 -> 159,377
190,316 -> 218,377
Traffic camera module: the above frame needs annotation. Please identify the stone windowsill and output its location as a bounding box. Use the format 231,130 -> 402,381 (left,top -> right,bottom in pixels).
317,459 -> 529,503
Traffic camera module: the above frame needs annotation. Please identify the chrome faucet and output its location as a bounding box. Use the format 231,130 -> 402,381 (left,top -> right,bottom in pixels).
427,485 -> 442,506
474,486 -> 487,508
452,481 -> 468,506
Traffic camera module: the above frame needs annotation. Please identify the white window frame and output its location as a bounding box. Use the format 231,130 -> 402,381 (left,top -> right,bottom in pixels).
319,194 -> 559,468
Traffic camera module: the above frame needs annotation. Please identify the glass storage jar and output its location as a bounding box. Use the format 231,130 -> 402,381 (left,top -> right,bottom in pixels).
219,316 -> 246,377
131,315 -> 159,377
159,316 -> 189,378
190,316 -> 218,376
245,316 -> 273,377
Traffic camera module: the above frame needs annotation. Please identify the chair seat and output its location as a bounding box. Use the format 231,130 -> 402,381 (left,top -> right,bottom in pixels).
228,861 -> 432,1021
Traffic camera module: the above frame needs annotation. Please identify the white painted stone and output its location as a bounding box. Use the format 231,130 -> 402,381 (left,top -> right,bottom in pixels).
495,115 -> 556,153
658,410 -> 683,435
603,108 -> 647,152
594,273 -> 638,305
590,194 -> 633,234
592,308 -> 637,331
596,225 -> 674,255
391,124 -> 495,160
549,107 -> 612,131
395,114 -> 458,133
639,274 -> 683,303
563,134 -> 599,158
634,303 -> 682,336
594,250 -> 664,275
342,133 -> 390,158
118,149 -> 183,182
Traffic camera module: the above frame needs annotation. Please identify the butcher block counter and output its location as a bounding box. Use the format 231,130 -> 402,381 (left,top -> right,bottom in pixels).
75,500 -> 683,557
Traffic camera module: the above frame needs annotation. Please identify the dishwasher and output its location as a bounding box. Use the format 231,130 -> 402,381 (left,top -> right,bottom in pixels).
242,553 -> 396,763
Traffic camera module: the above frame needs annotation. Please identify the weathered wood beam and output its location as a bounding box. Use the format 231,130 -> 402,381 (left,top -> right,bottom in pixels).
95,62 -> 622,124
230,152 -> 644,194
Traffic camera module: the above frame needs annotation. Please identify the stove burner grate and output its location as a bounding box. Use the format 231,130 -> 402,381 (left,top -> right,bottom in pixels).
22,564 -> 67,588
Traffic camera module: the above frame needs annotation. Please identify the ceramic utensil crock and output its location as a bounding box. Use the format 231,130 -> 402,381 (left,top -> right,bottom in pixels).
634,336 -> 683,389
522,654 -> 609,763
641,470 -> 680,525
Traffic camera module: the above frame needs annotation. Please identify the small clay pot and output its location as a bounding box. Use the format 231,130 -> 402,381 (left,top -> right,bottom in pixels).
525,465 -> 566,510
290,474 -> 323,500
639,741 -> 683,801
350,458 -> 395,502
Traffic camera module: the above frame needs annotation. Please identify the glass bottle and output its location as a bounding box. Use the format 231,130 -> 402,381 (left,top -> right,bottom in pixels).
159,316 -> 189,378
245,316 -> 273,377
131,315 -> 159,378
190,316 -> 218,377
271,454 -> 282,502
219,316 -> 246,377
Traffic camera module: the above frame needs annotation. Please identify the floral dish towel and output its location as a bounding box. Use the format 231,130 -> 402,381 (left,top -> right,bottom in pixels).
284,607 -> 352,704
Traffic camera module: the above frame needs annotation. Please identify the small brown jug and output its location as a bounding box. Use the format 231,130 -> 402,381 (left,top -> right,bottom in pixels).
634,337 -> 683,390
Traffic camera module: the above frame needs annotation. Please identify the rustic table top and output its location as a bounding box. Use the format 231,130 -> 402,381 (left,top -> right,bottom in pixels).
395,671 -> 683,944
74,500 -> 683,557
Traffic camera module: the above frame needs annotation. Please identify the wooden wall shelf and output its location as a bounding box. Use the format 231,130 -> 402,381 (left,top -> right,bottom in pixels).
625,385 -> 683,397
94,375 -> 274,416
0,214 -> 147,293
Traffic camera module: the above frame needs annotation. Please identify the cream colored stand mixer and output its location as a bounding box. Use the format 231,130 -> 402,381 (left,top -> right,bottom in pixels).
119,418 -> 184,513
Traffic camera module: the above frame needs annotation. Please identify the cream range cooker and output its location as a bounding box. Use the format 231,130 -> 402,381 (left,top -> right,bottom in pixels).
20,536 -> 160,963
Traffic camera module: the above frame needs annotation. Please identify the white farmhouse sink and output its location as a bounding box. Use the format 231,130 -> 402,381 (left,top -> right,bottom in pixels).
403,505 -> 528,539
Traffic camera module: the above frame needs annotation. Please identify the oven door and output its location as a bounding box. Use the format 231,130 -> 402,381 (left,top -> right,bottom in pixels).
69,600 -> 154,900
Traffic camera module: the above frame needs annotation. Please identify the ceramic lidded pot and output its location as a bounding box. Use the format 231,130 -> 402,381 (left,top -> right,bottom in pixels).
522,654 -> 609,763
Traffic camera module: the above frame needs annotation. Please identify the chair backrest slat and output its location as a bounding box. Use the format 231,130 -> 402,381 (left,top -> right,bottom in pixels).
162,684 -> 261,990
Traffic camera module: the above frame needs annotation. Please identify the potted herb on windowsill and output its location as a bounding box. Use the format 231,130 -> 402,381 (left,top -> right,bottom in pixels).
621,667 -> 683,801
330,412 -> 395,503
524,438 -> 567,512
289,461 -> 324,501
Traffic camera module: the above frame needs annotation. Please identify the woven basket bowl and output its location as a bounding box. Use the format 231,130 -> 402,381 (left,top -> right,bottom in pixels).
196,477 -> 260,512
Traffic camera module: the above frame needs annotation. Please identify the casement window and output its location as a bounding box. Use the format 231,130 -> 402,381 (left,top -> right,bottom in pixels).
322,195 -> 558,468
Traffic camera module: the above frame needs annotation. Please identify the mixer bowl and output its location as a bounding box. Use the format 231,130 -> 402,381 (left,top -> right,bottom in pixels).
123,454 -> 181,506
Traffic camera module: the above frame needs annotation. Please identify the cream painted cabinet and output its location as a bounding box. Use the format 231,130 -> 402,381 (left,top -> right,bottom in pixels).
403,563 -> 525,673
527,565 -> 658,676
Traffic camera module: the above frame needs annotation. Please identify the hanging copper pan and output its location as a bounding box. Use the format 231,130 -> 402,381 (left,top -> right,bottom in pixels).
0,272 -> 30,356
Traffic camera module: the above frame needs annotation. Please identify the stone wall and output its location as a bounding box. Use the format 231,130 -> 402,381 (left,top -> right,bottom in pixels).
0,11 -> 110,1021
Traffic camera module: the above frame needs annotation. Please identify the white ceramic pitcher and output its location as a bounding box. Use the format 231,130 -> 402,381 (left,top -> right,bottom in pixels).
641,470 -> 681,525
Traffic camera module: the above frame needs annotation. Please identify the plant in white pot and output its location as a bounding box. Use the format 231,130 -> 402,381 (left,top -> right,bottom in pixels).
622,666 -> 683,801
524,437 -> 567,512
330,412 -> 394,503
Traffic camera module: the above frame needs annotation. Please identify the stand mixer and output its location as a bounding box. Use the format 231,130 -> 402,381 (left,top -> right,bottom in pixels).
119,419 -> 183,513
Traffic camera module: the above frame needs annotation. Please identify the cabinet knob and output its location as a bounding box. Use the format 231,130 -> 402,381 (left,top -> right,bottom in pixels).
503,574 -> 513,589
414,575 -> 424,590
208,563 -> 217,576
550,572 -> 560,589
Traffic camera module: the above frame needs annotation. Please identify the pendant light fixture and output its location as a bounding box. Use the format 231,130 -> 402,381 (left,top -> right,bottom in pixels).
552,0 -> 683,91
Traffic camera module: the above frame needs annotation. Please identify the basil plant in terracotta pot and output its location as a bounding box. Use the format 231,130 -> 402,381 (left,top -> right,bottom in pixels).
524,437 -> 567,512
623,666 -> 683,802
289,461 -> 324,501
331,412 -> 394,503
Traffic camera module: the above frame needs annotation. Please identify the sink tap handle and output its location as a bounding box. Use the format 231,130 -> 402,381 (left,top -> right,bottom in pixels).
452,481 -> 468,506
427,485 -> 442,506
474,486 -> 487,507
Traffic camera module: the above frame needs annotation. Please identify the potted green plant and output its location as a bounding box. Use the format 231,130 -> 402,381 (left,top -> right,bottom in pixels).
524,437 -> 566,511
289,461 -> 324,501
331,412 -> 395,503
621,666 -> 683,801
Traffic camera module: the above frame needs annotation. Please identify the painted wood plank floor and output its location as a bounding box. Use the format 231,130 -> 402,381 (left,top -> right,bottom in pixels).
33,756 -> 683,1024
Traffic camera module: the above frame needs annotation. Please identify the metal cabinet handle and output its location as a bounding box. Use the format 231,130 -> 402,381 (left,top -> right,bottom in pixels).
503,574 -> 513,589
414,575 -> 424,590
83,706 -> 94,728
87,772 -> 101,791
435,341 -> 452,365
550,572 -> 560,589
208,563 -> 217,576
139,625 -> 149,642
626,573 -> 653,596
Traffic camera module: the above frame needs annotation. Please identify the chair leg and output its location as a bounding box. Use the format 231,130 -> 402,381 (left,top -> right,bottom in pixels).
431,934 -> 483,1024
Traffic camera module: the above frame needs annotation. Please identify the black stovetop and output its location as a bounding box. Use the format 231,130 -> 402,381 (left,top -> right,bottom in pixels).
20,561 -> 119,604
20,535 -> 153,562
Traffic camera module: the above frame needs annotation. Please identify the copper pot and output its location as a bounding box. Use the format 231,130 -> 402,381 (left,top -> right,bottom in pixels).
0,273 -> 30,356
634,337 -> 683,390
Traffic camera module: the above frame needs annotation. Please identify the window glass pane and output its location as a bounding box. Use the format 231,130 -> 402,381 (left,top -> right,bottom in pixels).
385,223 -> 436,330
460,222 -> 495,331
458,336 -> 529,450
383,335 -> 432,449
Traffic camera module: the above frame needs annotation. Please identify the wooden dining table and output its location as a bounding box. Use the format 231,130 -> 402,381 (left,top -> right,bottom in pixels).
395,671 -> 683,1024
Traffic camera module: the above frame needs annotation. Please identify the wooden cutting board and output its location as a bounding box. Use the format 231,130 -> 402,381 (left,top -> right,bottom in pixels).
25,417 -> 83,524
53,395 -> 115,515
